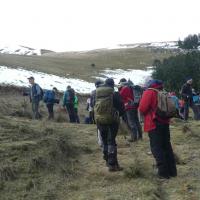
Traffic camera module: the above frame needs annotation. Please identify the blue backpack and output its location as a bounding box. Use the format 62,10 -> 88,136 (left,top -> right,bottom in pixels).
43,90 -> 54,103
193,95 -> 200,104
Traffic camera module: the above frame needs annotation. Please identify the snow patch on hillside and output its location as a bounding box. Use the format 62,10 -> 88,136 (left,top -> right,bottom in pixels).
107,41 -> 178,50
96,68 -> 153,86
0,66 -> 153,93
0,66 -> 94,93
0,45 -> 41,55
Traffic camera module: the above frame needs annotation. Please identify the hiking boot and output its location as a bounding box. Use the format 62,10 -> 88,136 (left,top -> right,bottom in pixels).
115,164 -> 123,171
157,174 -> 170,179
127,137 -> 137,142
108,164 -> 123,172
138,136 -> 143,140
127,138 -> 134,143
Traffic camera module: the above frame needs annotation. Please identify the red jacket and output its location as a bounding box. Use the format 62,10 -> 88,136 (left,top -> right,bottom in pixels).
119,86 -> 137,111
139,86 -> 169,132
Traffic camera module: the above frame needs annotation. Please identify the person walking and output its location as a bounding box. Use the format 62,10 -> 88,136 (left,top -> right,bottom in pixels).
28,76 -> 43,119
192,89 -> 200,120
181,78 -> 194,121
63,85 -> 76,123
139,79 -> 177,179
118,78 -> 143,142
43,87 -> 59,120
74,94 -> 80,123
94,78 -> 124,172
169,92 -> 183,119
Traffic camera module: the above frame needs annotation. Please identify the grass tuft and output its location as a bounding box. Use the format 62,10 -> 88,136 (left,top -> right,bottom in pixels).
0,165 -> 17,181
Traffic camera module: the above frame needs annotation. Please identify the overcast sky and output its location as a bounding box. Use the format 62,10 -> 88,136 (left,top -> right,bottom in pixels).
0,0 -> 200,52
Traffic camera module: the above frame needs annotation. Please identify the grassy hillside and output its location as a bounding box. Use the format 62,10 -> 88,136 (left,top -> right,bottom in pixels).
0,47 -> 173,82
0,86 -> 200,200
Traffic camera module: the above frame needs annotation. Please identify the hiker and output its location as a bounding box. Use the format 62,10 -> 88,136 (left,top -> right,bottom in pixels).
74,94 -> 80,123
118,78 -> 143,142
94,78 -> 124,171
169,92 -> 183,119
139,79 -> 177,179
86,97 -> 94,124
90,80 -> 104,123
43,87 -> 59,120
181,78 -> 194,121
28,76 -> 43,119
192,89 -> 200,120
90,80 -> 104,146
179,99 -> 185,119
63,85 -> 76,123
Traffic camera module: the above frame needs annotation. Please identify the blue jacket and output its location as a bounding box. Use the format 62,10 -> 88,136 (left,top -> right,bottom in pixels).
170,95 -> 179,109
30,83 -> 41,102
193,95 -> 200,104
43,90 -> 55,104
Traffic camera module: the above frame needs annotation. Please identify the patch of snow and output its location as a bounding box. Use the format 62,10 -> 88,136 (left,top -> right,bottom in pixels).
143,41 -> 178,49
0,66 -> 94,93
0,66 -> 153,94
106,41 -> 178,50
96,67 -> 153,86
107,44 -> 139,50
0,45 -> 41,55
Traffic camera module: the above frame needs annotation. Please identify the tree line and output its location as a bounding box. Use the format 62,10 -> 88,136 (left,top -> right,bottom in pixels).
178,34 -> 200,50
152,51 -> 200,94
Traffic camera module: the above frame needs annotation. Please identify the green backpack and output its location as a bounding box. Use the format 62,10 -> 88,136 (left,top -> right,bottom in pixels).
94,86 -> 118,125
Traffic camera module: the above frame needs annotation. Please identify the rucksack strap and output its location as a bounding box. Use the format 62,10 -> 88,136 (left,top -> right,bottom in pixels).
148,88 -> 159,92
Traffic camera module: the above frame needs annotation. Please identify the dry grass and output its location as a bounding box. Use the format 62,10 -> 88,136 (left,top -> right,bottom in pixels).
0,87 -> 200,200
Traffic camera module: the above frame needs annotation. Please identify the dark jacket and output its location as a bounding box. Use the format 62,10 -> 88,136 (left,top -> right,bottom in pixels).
181,83 -> 193,102
63,88 -> 75,106
90,89 -> 96,109
113,91 -> 125,117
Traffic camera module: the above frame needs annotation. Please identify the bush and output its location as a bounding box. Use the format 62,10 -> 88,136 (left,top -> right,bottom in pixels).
178,34 -> 200,50
153,51 -> 200,94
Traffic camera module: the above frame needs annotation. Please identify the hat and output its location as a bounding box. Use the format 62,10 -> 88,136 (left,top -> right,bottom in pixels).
118,78 -> 128,87
95,80 -> 103,88
119,78 -> 127,84
186,77 -> 192,82
27,76 -> 34,80
67,85 -> 71,89
147,79 -> 163,89
105,78 -> 114,87
53,87 -> 58,91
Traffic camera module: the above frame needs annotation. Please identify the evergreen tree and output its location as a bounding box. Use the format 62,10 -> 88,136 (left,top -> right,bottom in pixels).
152,51 -> 200,94
178,34 -> 200,49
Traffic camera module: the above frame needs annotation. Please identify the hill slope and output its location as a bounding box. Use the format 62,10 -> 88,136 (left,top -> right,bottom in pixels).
0,87 -> 200,200
0,47 -> 174,82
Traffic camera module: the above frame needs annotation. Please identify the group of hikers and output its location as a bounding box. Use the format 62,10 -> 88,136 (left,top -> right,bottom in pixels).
26,75 -> 200,179
27,76 -> 80,122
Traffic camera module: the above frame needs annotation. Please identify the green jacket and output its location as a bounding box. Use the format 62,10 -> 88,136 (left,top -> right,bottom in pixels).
74,95 -> 78,109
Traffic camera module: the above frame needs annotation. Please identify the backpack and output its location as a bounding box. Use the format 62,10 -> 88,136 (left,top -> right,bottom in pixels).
64,89 -> 75,104
43,90 -> 54,103
149,88 -> 176,118
126,84 -> 143,106
132,85 -> 143,106
68,89 -> 75,103
39,87 -> 44,101
94,86 -> 118,125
